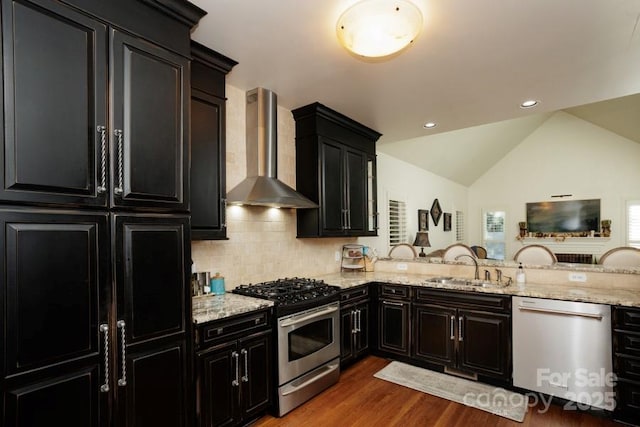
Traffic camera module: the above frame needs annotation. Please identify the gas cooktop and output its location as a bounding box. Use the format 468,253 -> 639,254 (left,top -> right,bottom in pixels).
232,277 -> 340,316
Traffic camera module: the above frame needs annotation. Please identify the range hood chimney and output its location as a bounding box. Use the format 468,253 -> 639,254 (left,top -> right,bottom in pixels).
226,88 -> 318,209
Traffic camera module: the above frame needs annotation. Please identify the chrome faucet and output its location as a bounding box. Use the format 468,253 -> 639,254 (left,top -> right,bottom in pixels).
455,254 -> 479,280
484,269 -> 491,281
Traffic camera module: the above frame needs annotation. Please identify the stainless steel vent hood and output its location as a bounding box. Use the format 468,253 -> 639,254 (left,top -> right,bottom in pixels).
226,88 -> 318,209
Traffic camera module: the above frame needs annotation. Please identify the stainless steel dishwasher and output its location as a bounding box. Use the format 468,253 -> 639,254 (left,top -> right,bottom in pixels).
512,296 -> 614,411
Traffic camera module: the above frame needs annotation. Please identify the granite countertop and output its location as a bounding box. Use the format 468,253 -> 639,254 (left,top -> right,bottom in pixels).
192,293 -> 274,324
317,271 -> 640,308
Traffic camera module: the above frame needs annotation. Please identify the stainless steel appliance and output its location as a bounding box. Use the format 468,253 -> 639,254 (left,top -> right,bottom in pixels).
513,296 -> 614,410
233,278 -> 341,416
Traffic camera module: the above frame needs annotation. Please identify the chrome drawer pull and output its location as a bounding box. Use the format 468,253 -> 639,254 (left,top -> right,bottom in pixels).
96,126 -> 107,194
114,129 -> 124,195
450,315 -> 455,340
100,324 -> 109,392
117,320 -> 127,386
241,349 -> 248,383
232,351 -> 240,386
458,316 -> 464,342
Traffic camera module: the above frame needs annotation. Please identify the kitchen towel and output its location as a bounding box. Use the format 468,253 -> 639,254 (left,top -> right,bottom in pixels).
374,361 -> 527,422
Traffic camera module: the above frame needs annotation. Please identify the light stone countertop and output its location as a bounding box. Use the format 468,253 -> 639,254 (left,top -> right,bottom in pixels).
192,293 -> 274,324
316,271 -> 640,308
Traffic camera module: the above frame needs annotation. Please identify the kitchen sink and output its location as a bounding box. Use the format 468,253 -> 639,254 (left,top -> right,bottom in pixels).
424,276 -> 496,288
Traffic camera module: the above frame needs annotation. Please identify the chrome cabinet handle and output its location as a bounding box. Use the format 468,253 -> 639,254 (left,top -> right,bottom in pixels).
100,324 -> 110,392
342,209 -> 348,230
96,126 -> 107,194
458,316 -> 464,342
356,309 -> 361,332
450,315 -> 455,340
114,129 -> 124,195
382,300 -> 403,307
232,351 -> 239,386
117,320 -> 127,386
351,310 -> 356,334
241,349 -> 248,383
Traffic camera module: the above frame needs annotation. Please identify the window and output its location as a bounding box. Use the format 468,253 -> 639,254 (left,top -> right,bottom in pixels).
628,200 -> 640,248
388,199 -> 408,246
482,210 -> 505,260
455,210 -> 464,242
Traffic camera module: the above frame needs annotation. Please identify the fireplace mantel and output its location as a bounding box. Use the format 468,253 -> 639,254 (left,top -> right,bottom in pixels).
518,237 -> 610,255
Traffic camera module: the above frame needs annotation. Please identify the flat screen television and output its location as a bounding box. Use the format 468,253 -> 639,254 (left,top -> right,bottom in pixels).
526,199 -> 600,233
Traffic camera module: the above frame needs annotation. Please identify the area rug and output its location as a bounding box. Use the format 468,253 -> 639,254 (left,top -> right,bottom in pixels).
374,361 -> 527,422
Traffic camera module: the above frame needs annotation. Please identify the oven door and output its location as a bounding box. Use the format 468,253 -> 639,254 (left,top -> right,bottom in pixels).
277,301 -> 340,385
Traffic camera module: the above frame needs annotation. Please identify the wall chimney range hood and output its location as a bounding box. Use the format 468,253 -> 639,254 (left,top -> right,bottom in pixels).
226,88 -> 318,209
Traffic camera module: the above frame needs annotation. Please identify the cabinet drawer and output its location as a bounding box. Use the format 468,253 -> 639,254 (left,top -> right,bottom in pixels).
415,288 -> 511,313
615,379 -> 640,414
379,284 -> 410,300
615,330 -> 640,357
197,310 -> 270,348
614,306 -> 640,332
341,285 -> 369,302
615,355 -> 640,382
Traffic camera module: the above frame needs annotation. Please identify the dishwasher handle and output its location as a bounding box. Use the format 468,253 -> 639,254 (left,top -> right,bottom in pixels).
518,304 -> 603,320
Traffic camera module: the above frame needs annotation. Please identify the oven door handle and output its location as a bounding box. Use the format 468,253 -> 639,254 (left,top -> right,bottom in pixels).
279,305 -> 339,328
280,362 -> 340,396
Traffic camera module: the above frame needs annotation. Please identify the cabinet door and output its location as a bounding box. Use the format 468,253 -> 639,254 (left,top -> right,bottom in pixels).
191,89 -> 226,239
458,310 -> 511,379
239,331 -> 272,421
198,341 -> 240,427
340,306 -> 356,364
1,0 -> 108,207
354,302 -> 370,357
113,214 -> 191,426
0,209 -> 109,427
110,30 -> 189,211
117,340 -> 189,427
378,300 -> 410,356
320,139 -> 345,234
344,148 -> 367,234
413,304 -> 457,366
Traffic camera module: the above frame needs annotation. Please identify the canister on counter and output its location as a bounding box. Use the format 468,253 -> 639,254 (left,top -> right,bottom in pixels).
210,272 -> 225,295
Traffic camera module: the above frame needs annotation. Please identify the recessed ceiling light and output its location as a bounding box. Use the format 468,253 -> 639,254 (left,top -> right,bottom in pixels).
520,100 -> 539,109
423,122 -> 437,129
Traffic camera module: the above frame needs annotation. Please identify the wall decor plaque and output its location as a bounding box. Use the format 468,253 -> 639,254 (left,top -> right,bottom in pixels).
430,199 -> 442,226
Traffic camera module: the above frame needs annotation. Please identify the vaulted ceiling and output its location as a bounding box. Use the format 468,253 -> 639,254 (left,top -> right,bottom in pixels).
189,0 -> 640,185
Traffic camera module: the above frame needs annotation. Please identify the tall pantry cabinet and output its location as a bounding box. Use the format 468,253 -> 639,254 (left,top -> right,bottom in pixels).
0,0 -> 205,426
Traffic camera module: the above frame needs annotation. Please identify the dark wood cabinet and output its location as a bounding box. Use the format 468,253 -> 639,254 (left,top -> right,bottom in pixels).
292,102 -> 381,237
0,0 -> 202,426
377,284 -> 411,357
190,41 -> 237,239
1,0 -> 195,212
195,310 -> 272,427
340,286 -> 370,366
412,288 -> 512,381
613,306 -> 640,425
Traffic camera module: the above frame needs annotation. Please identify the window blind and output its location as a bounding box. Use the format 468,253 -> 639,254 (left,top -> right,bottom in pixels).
388,199 -> 408,246
455,210 -> 464,242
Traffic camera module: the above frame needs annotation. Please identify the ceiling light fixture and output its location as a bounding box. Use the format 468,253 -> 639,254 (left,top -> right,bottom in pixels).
423,122 -> 437,129
520,99 -> 539,109
336,0 -> 423,59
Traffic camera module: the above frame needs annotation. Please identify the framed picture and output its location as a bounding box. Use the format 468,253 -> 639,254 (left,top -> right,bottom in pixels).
443,212 -> 452,231
430,199 -> 442,226
418,209 -> 429,231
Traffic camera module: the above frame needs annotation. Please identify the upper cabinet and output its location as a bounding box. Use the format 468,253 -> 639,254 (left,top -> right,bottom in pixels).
190,41 -> 237,240
293,103 -> 381,237
0,0 -> 196,212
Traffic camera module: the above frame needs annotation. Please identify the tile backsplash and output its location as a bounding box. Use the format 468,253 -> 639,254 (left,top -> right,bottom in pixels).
191,85 -> 355,288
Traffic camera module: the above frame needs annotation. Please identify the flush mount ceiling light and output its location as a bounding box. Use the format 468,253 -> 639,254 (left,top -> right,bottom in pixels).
520,99 -> 539,109
336,0 -> 423,58
423,122 -> 437,129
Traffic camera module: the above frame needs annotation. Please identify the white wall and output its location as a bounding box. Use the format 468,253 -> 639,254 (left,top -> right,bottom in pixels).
468,111 -> 640,260
358,152 -> 468,257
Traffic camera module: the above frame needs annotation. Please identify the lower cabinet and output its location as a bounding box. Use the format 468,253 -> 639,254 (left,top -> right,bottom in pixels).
613,305 -> 640,425
377,284 -> 411,357
340,285 -> 370,366
195,310 -> 272,427
412,288 -> 512,381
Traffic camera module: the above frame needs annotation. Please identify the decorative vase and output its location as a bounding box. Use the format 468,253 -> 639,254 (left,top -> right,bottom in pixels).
518,221 -> 527,238
601,220 -> 611,237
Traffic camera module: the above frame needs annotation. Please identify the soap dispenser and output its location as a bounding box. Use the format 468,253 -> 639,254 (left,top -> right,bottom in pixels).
516,262 -> 526,284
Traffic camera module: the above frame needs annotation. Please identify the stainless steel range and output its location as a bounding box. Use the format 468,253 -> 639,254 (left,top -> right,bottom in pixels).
233,278 -> 341,416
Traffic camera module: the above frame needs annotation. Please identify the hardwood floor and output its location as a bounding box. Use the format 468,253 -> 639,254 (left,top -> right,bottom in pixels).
253,356 -> 620,427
